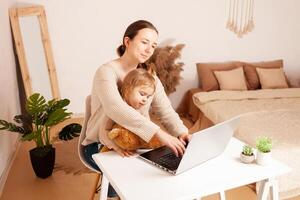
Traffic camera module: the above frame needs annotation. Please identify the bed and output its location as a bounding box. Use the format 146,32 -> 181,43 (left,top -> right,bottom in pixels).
183,59 -> 300,199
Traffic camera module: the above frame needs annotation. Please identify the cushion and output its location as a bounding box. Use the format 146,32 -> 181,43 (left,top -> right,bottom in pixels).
214,67 -> 248,91
243,59 -> 286,89
196,60 -> 289,91
256,68 -> 289,89
196,61 -> 244,91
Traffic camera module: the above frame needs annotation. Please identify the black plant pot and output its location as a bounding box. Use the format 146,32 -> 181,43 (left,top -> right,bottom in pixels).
29,145 -> 55,179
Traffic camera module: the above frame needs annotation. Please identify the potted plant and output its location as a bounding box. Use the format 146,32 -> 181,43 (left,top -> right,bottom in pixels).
256,136 -> 273,165
240,145 -> 255,164
0,93 -> 81,178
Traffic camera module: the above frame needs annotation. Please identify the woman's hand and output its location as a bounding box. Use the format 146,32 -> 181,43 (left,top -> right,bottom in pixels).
155,129 -> 185,157
178,133 -> 192,146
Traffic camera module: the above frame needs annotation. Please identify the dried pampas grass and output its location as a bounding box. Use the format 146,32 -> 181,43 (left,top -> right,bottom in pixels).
146,44 -> 185,95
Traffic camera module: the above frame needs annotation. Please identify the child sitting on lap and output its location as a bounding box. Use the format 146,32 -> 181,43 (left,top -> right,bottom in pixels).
101,68 -> 162,152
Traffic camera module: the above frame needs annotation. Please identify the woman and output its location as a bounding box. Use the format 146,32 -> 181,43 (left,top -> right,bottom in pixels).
82,20 -> 190,198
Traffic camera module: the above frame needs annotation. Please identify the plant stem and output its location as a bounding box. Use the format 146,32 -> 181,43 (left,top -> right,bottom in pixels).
36,125 -> 44,147
34,116 -> 41,147
33,126 -> 38,147
45,126 -> 50,146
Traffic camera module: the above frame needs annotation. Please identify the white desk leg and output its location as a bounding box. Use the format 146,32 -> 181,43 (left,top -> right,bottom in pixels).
257,178 -> 279,200
219,191 -> 226,200
257,180 -> 271,200
270,179 -> 279,200
100,175 -> 109,200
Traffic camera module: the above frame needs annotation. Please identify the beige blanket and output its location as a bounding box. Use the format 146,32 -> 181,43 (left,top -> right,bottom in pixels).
192,88 -> 300,199
193,88 -> 300,124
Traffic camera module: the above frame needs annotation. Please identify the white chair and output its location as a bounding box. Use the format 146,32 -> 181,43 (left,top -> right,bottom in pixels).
78,95 -> 101,199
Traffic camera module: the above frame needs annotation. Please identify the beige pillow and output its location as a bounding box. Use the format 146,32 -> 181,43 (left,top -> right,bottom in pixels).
243,59 -> 284,89
196,61 -> 245,91
213,67 -> 248,91
256,68 -> 288,89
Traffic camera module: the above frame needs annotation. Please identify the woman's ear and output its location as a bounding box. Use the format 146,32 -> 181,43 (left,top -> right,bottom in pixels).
124,37 -> 130,48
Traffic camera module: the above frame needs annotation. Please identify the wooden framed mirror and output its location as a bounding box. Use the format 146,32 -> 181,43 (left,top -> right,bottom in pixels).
9,5 -> 60,100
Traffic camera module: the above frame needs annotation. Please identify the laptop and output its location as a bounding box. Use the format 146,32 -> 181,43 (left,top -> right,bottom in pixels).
139,116 -> 240,175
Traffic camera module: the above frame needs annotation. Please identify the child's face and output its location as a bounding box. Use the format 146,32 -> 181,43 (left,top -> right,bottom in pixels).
127,85 -> 154,109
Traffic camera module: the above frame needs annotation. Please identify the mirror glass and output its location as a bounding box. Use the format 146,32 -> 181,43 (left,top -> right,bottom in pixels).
19,16 -> 52,100
10,5 -> 60,100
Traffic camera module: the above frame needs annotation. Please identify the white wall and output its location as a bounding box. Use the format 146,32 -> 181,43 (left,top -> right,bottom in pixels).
1,0 -> 300,195
8,0 -> 300,113
0,0 -> 21,196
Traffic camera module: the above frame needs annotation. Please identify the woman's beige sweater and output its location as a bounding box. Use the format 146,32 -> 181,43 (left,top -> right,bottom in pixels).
82,62 -> 188,145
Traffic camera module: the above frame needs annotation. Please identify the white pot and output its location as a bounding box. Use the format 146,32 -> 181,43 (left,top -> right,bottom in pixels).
240,153 -> 255,164
256,151 -> 272,165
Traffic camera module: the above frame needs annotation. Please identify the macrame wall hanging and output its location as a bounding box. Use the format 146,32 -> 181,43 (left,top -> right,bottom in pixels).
226,0 -> 254,38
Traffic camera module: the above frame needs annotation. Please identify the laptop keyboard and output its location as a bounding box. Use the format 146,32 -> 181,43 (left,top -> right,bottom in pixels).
158,153 -> 182,169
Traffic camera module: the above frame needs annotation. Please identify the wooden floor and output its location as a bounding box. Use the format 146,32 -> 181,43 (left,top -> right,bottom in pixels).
0,137 -> 256,200
1,140 -> 98,200
1,117 -> 299,200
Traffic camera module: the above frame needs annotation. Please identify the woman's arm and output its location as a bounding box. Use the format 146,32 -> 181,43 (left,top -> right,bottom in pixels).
151,76 -> 189,137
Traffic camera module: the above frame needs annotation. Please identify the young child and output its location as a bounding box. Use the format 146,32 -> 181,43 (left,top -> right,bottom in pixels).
101,68 -> 162,152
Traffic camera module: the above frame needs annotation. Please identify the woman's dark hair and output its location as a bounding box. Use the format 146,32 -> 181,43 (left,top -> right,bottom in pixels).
116,20 -> 158,57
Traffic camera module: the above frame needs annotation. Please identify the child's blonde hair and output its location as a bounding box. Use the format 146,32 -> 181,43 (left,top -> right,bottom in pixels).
121,68 -> 156,102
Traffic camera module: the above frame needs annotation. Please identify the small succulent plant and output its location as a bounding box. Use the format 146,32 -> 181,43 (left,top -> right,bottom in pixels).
256,136 -> 272,153
242,145 -> 254,156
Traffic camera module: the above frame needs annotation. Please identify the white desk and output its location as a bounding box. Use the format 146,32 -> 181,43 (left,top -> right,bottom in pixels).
92,138 -> 290,200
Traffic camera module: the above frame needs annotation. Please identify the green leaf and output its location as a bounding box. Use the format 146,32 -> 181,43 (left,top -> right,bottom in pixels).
58,123 -> 82,141
13,114 -> 33,134
25,93 -> 47,116
0,119 -> 25,134
47,99 -> 70,113
43,98 -> 71,126
21,132 -> 36,141
47,99 -> 56,108
54,99 -> 70,109
44,109 -> 71,126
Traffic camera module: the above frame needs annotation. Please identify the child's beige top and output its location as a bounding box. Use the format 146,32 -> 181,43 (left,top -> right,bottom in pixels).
82,61 -> 188,145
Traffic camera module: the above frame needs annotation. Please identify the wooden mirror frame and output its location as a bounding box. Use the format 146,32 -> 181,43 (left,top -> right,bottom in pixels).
9,5 -> 60,99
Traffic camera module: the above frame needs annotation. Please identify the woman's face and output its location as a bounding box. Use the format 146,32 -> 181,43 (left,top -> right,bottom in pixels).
124,28 -> 158,63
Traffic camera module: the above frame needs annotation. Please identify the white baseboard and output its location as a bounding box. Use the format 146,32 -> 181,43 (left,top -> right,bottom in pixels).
0,140 -> 21,198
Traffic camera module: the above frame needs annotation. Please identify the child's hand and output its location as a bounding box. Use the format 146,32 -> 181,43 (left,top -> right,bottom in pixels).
122,150 -> 136,157
99,126 -> 133,157
103,135 -> 135,157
